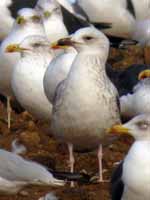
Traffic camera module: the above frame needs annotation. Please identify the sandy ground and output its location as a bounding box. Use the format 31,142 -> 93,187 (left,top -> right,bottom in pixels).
0,46 -> 145,200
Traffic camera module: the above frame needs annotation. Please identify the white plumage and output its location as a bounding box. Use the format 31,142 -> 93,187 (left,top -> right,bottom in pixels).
11,35 -> 54,121
35,0 -> 68,42
49,27 -> 120,182
0,8 -> 46,98
110,114 -> 150,200
0,0 -> 14,40
120,78 -> 150,118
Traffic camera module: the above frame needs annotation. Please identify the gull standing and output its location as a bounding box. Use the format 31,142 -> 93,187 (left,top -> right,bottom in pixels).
109,114 -> 150,200
0,8 -> 46,128
6,35 -> 54,122
35,0 -> 68,42
49,27 -> 121,182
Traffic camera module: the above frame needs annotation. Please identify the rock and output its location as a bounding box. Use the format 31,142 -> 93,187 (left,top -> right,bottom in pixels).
19,131 -> 41,148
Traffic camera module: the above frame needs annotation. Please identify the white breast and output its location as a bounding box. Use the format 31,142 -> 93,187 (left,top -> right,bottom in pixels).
122,141 -> 150,199
0,24 -> 46,97
11,54 -> 53,121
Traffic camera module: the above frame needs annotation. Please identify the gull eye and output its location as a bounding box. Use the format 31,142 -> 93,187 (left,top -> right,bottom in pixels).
136,121 -> 149,130
83,36 -> 93,41
16,16 -> 26,25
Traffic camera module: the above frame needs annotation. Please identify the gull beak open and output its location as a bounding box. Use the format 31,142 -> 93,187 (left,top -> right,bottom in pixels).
51,37 -> 77,49
107,124 -> 130,135
5,44 -> 30,53
138,69 -> 150,80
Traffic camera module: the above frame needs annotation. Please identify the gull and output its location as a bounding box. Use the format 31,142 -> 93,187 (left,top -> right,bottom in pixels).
0,7 -> 46,128
120,69 -> 150,119
0,148 -> 65,195
48,27 -> 121,182
6,35 -> 54,122
108,113 -> 150,200
35,0 -> 68,42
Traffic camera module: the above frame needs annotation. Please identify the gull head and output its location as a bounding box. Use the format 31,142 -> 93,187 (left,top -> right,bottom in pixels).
15,8 -> 42,27
35,0 -> 62,19
108,114 -> 150,141
6,35 -> 50,54
51,27 -> 109,60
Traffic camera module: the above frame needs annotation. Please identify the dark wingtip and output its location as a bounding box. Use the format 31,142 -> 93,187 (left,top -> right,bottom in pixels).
60,5 -> 90,34
93,22 -> 112,30
49,169 -> 91,184
108,36 -> 137,49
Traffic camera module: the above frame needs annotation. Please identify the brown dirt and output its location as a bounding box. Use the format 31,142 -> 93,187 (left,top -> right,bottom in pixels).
0,46 -> 145,200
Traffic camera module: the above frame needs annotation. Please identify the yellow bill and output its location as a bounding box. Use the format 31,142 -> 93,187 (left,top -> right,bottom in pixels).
138,69 -> 150,80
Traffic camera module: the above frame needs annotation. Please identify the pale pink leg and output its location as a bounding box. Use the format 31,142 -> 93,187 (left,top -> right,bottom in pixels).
68,143 -> 75,187
97,144 -> 103,182
7,96 -> 11,129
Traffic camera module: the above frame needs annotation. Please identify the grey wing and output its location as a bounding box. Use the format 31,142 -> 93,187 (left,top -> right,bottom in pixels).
0,150 -> 28,181
0,150 -> 48,182
126,0 -> 136,18
52,79 -> 66,107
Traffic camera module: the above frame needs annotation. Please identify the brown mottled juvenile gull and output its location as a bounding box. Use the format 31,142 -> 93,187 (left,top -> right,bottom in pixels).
50,27 -> 121,182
